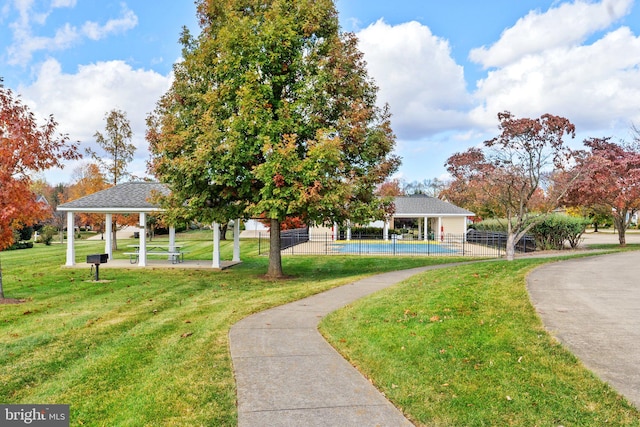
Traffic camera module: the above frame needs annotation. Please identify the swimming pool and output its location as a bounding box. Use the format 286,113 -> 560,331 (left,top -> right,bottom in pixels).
332,241 -> 458,255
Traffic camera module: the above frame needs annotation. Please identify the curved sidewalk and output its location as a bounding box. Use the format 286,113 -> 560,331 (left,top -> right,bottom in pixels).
527,251 -> 640,408
229,264 -> 461,427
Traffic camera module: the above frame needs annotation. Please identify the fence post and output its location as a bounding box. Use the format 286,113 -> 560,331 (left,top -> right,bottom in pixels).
462,233 -> 465,255
325,232 -> 328,255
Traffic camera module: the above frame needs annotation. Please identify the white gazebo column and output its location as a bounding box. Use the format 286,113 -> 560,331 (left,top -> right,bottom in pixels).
212,222 -> 221,269
332,222 -> 338,240
383,220 -> 389,241
105,213 -> 113,259
346,220 -> 351,241
65,211 -> 75,266
168,225 -> 176,261
138,213 -> 147,267
233,219 -> 241,262
418,218 -> 422,240
438,217 -> 443,241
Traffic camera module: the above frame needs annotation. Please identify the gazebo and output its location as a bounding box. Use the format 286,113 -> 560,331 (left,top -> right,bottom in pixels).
56,182 -> 240,269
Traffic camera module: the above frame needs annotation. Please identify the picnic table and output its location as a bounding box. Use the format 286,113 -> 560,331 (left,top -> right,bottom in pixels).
123,244 -> 186,264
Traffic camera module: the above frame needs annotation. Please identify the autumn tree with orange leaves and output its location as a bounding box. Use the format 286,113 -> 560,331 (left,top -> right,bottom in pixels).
67,163 -> 109,232
0,80 -> 80,299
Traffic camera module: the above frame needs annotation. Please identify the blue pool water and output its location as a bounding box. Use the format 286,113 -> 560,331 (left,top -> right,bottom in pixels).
332,242 -> 458,255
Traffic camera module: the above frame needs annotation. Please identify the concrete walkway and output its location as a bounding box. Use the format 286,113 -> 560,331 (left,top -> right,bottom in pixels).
527,251 -> 640,409
230,264 -> 463,427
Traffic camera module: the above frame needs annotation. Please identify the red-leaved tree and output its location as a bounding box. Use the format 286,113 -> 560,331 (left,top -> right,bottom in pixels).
445,111 -> 576,260
563,137 -> 640,246
0,80 -> 80,300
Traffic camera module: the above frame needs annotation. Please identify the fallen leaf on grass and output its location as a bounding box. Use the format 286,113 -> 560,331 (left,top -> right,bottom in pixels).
181,332 -> 193,338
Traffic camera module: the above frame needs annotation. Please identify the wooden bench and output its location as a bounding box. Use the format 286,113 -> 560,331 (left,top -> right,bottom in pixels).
123,251 -> 185,264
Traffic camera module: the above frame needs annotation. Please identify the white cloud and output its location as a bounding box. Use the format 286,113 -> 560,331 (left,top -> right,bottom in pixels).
356,20 -> 472,139
6,1 -> 138,66
470,26 -> 640,132
82,6 -> 138,41
51,0 -> 77,7
19,59 -> 172,182
470,0 -> 633,68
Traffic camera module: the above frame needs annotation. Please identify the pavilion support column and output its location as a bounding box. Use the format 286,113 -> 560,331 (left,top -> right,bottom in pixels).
212,222 -> 221,269
65,212 -> 75,266
332,222 -> 338,241
233,219 -> 241,263
105,213 -> 113,260
346,220 -> 351,241
418,218 -> 422,240
424,216 -> 429,241
438,217 -> 443,242
169,226 -> 176,261
383,220 -> 389,241
138,213 -> 147,267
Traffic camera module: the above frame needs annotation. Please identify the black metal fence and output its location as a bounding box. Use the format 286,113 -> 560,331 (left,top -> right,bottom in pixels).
258,232 -> 530,258
280,227 -> 310,250
257,230 -> 538,258
465,230 -> 536,253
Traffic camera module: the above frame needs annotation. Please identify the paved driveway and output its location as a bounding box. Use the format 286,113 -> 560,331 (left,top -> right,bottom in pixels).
527,251 -> 640,408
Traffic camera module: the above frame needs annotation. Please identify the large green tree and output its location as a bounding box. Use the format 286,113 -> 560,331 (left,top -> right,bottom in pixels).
147,0 -> 399,278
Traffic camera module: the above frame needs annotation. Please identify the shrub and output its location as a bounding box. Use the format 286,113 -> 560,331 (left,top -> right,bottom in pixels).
6,241 -> 34,250
530,214 -> 590,250
472,215 -> 589,250
39,225 -> 57,246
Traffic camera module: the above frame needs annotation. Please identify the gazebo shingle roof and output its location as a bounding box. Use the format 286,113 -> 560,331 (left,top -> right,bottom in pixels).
57,182 -> 169,212
393,195 -> 474,216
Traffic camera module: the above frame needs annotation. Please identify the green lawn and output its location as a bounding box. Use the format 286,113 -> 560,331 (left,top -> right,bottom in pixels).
3,237 -> 639,426
320,256 -> 640,426
0,236 -> 465,426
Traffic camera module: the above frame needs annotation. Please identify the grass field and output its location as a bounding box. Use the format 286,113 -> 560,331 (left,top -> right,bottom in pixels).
2,234 -> 639,426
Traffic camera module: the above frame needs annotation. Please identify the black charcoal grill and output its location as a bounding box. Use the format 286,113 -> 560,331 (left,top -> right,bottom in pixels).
87,254 -> 108,281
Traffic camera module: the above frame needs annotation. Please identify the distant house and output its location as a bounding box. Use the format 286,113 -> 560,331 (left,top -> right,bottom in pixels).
390,195 -> 474,238
336,194 -> 475,240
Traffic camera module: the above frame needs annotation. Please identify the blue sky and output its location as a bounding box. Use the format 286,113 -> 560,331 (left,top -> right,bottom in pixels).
2,0 -> 640,185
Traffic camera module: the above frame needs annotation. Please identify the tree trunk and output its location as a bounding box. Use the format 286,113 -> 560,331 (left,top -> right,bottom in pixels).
0,255 -> 4,299
112,220 -> 118,250
505,232 -> 516,261
267,218 -> 284,278
617,226 -> 627,246
220,223 -> 228,241
614,215 -> 627,246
